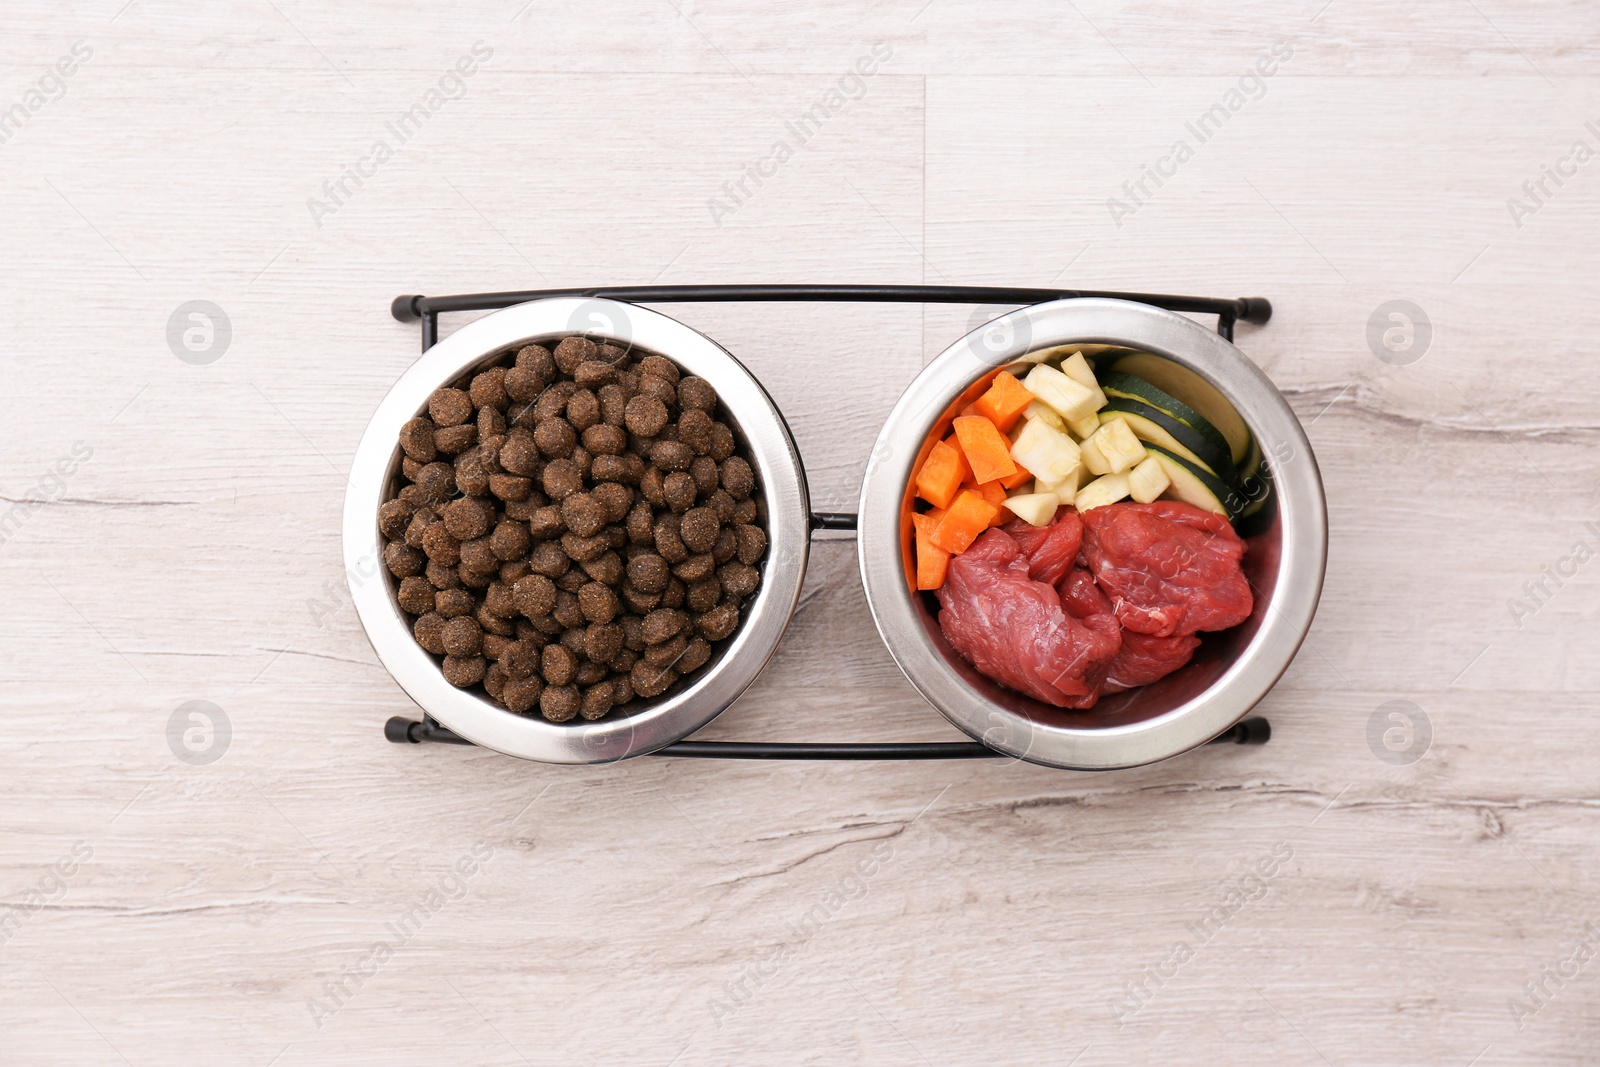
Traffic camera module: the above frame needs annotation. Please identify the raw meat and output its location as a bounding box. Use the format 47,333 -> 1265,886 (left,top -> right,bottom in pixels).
936,527 -> 1121,708
1105,630 -> 1202,692
1079,501 -> 1253,637
1000,506 -> 1082,586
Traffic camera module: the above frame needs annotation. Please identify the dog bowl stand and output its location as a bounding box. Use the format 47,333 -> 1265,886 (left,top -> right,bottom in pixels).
382,284 -> 1273,761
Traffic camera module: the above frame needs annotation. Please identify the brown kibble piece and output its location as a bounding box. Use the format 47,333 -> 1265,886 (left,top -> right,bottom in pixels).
436,588 -> 475,618
644,632 -> 687,668
534,417 -> 576,459
677,408 -> 713,454
678,636 -> 712,673
598,384 -> 627,426
379,499 -> 414,539
511,573 -> 556,618
583,423 -> 625,456
397,576 -> 435,615
561,493 -> 607,538
490,521 -> 531,561
624,394 -> 669,437
567,389 -> 600,432
434,423 -> 477,455
622,582 -> 661,615
584,622 -> 623,664
580,681 -> 614,721
673,554 -> 716,583
686,577 -> 721,613
459,536 -> 497,575
503,676 -> 543,714
489,474 -> 532,501
734,498 -> 759,526
720,561 -> 761,599
541,684 -> 581,722
592,482 -> 632,524
529,540 -> 571,579
554,336 -> 597,375
637,354 -> 678,383
484,581 -> 517,619
626,501 -> 655,545
578,581 -> 620,624
428,388 -> 473,427
712,527 -> 738,565
680,507 -> 720,554
527,504 -> 565,540
736,524 -> 768,564
678,376 -> 717,413
721,456 -> 755,499
441,615 -> 483,657
690,455 -> 720,498
541,643 -> 579,686
414,612 -> 448,654
581,550 -> 624,586
517,342 -> 555,376
642,608 -> 687,645
652,440 -> 694,472
542,459 -> 583,501
443,496 -> 494,540
484,661 -> 508,702
426,560 -> 462,590
442,654 -> 487,687
627,552 -> 669,594
553,589 -> 584,629
470,367 -> 509,410
654,513 -> 688,564
631,662 -> 677,698
385,541 -> 425,578
708,422 -> 736,461
499,431 -> 541,476
663,471 -> 697,513
574,360 -> 617,389
400,417 -> 437,462
697,602 -> 740,641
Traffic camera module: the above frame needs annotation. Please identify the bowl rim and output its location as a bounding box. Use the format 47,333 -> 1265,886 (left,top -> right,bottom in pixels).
343,297 -> 810,763
856,297 -> 1327,770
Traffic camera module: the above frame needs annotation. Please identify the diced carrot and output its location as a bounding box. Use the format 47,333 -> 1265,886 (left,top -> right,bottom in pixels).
973,371 -> 1034,433
914,438 -> 969,510
998,463 -> 1033,490
911,512 -> 949,590
958,402 -> 981,418
968,479 -> 1008,526
952,416 -> 1017,485
931,490 -> 1001,554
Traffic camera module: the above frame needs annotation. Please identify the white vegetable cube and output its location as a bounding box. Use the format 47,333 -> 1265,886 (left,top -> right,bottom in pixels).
1075,472 -> 1131,511
1022,364 -> 1100,425
1009,416 -> 1081,484
1057,351 -> 1108,409
1078,431 -> 1111,476
1065,410 -> 1102,440
1127,455 -> 1171,503
1001,491 -> 1059,527
1034,465 -> 1081,500
1024,400 -> 1067,434
1086,419 -> 1147,475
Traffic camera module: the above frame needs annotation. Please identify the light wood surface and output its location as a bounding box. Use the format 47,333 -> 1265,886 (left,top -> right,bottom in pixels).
3,2 -> 1598,1063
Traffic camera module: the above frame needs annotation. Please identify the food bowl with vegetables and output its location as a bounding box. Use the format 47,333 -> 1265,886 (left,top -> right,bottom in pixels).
857,298 -> 1326,770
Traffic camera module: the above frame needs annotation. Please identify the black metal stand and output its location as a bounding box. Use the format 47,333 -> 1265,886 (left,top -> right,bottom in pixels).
383,284 -> 1273,760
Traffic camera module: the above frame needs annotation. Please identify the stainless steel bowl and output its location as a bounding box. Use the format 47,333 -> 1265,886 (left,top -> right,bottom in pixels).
857,298 -> 1327,770
344,298 -> 810,763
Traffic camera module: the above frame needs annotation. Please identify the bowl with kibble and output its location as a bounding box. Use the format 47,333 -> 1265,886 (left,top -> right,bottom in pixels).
858,298 -> 1328,770
345,298 -> 809,763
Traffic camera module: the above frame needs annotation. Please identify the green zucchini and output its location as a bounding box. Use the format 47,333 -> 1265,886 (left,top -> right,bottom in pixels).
1143,444 -> 1242,521
1098,397 -> 1236,487
1097,371 -> 1236,475
1105,353 -> 1252,466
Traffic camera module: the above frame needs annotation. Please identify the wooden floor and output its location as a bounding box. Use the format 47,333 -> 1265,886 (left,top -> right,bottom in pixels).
3,2 -> 1598,1063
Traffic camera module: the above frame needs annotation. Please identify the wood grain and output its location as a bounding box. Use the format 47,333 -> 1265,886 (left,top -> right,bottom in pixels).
2,2 -> 1599,1064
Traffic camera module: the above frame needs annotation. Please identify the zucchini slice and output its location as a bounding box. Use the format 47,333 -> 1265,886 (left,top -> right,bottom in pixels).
1106,353 -> 1252,465
1098,398 -> 1237,487
1144,444 -> 1239,520
1098,371 -> 1236,472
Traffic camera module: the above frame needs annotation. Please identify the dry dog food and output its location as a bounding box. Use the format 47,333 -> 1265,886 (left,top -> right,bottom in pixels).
379,336 -> 767,723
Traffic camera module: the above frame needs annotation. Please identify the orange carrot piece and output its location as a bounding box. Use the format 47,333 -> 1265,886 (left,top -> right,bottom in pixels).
931,490 -> 1001,554
914,438 -> 969,510
952,416 -> 1017,485
958,402 -> 981,419
973,371 -> 1034,433
967,479 -> 1008,526
998,463 -> 1033,490
911,513 -> 950,590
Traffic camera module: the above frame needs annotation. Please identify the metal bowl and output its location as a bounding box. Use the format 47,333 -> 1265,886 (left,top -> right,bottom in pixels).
857,298 -> 1327,770
344,298 -> 809,763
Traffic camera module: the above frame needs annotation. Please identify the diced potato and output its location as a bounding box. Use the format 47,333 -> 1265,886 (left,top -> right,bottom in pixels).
1065,410 -> 1102,439
1034,464 -> 1081,501
1079,431 -> 1111,476
1009,416 -> 1081,484
1001,491 -> 1059,527
1127,455 -> 1171,503
1058,351 -> 1108,409
1023,400 -> 1067,435
1087,418 -> 1147,475
1022,364 -> 1100,425
1075,472 -> 1131,511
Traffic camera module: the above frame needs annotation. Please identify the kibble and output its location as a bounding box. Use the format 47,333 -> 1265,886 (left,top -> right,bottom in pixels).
380,336 -> 765,721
